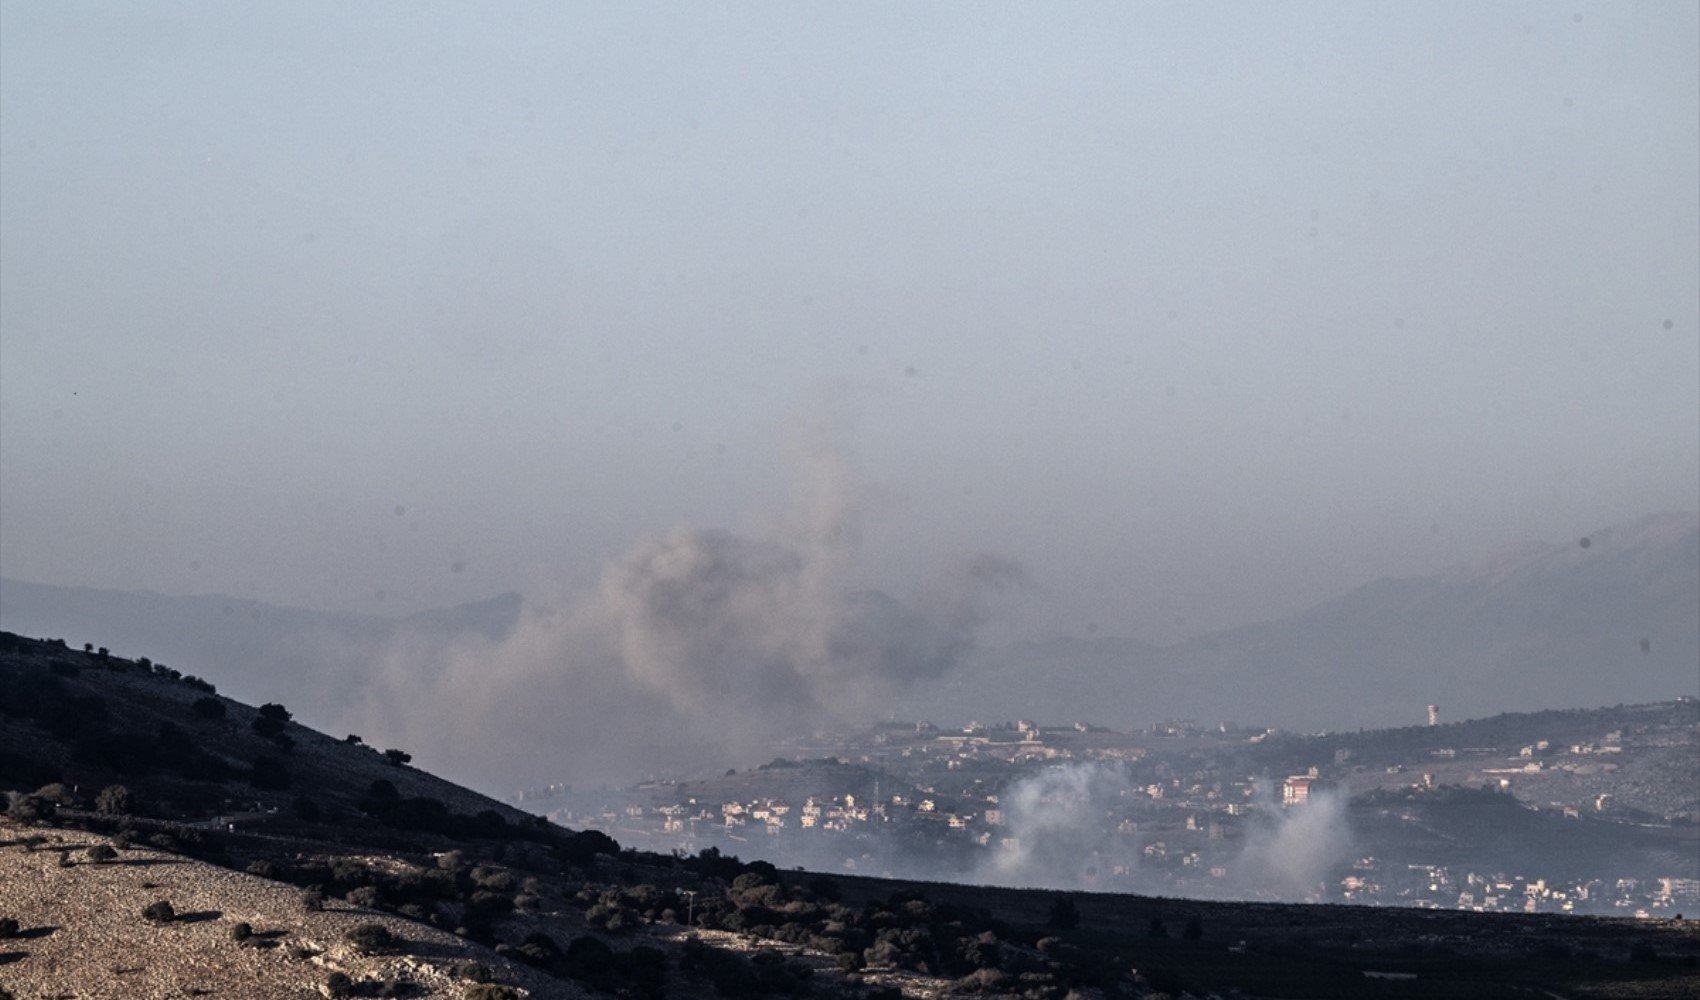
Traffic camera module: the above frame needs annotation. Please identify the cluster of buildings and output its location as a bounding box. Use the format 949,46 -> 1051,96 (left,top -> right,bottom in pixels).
519,701 -> 1698,918
1342,860 -> 1700,917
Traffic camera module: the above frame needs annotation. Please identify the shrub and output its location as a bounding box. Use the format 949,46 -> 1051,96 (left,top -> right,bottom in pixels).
347,886 -> 381,908
143,900 -> 177,923
192,697 -> 226,720
4,791 -> 53,822
455,962 -> 494,982
1183,915 -> 1203,941
384,748 -> 412,767
346,922 -> 397,954
0,917 -> 19,938
258,702 -> 292,722
326,971 -> 355,998
950,969 -> 1010,994
95,784 -> 133,816
231,921 -> 253,942
251,715 -> 286,738
301,888 -> 326,911
86,844 -> 118,863
1148,917 -> 1168,938
464,986 -> 519,1000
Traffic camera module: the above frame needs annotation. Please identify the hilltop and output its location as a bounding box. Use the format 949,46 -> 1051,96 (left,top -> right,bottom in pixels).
3,631 -> 1699,1000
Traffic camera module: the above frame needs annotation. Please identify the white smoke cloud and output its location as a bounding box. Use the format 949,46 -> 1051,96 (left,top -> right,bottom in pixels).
1230,784 -> 1354,901
978,762 -> 1134,890
338,425 -> 1025,793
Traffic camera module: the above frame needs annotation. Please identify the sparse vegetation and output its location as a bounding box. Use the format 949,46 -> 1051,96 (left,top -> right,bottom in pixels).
95,784 -> 132,816
142,900 -> 176,923
86,844 -> 118,863
346,921 -> 398,954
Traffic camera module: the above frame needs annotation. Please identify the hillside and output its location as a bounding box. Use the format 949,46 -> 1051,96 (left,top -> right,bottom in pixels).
900,512 -> 1700,730
3,631 -> 1698,1000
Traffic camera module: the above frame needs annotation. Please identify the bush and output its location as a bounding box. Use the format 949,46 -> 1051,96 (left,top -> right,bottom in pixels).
192,697 -> 226,720
454,962 -> 494,982
86,844 -> 118,863
231,921 -> 253,942
464,986 -> 519,1000
326,971 -> 355,998
347,886 -> 382,908
301,888 -> 326,911
95,784 -> 133,816
346,922 -> 397,954
4,791 -> 53,822
143,900 -> 177,923
0,918 -> 19,938
384,748 -> 412,767
950,969 -> 1010,994
258,702 -> 292,723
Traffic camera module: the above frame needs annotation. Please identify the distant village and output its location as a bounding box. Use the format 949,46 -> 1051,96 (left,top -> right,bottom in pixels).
517,698 -> 1700,918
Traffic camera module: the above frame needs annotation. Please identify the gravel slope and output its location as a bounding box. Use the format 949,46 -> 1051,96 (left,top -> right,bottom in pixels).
0,822 -> 579,1000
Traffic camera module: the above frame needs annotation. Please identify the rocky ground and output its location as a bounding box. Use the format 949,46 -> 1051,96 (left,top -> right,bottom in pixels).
0,822 -> 576,1000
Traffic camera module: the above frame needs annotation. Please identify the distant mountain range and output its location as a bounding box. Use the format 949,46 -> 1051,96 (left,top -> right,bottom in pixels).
3,511 -> 1696,740
897,511 -> 1700,731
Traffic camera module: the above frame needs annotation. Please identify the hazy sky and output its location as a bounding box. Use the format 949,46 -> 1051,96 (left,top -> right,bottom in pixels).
3,2 -> 1697,645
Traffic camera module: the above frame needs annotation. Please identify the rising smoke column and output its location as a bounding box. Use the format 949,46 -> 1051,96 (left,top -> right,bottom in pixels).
348,424 -> 1026,792
1230,784 -> 1354,901
977,762 -> 1136,890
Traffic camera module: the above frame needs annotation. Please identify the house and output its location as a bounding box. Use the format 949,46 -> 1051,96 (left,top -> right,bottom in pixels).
1282,776 -> 1315,804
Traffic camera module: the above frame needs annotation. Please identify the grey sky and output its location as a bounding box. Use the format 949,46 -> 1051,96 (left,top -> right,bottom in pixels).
2,1 -> 1696,645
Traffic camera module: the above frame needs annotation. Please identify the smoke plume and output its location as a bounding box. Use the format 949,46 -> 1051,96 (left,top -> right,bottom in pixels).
978,762 -> 1134,890
344,432 -> 1025,792
1230,783 -> 1354,900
